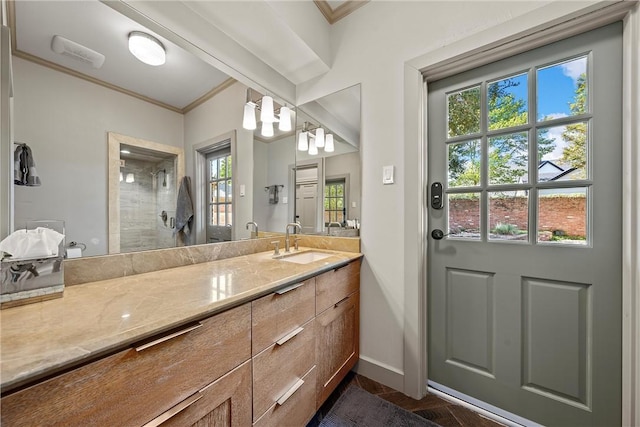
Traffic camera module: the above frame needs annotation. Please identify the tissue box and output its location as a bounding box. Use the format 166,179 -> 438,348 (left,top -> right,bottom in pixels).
1,255 -> 64,309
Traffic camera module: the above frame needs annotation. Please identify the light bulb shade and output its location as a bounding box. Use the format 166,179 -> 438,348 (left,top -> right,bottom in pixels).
315,127 -> 325,148
125,173 -> 135,183
243,103 -> 256,130
261,121 -> 274,137
128,31 -> 165,66
297,131 -> 308,151
325,134 -> 334,152
278,106 -> 292,131
308,137 -> 318,155
260,95 -> 275,123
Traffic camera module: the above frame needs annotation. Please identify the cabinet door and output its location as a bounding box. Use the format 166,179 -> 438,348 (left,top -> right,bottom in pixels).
315,291 -> 360,408
315,260 -> 360,314
157,360 -> 252,427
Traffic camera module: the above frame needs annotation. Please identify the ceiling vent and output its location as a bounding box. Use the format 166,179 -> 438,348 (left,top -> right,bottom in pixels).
51,35 -> 105,69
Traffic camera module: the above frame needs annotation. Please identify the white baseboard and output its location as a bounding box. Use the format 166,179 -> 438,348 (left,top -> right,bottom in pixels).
354,355 -> 404,392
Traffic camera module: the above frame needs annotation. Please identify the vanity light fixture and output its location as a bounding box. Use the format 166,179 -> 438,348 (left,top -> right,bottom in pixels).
315,127 -> 325,148
278,106 -> 292,132
128,31 -> 165,66
243,103 -> 257,130
297,131 -> 309,151
308,137 -> 318,155
241,88 -> 292,135
261,121 -> 274,138
325,133 -> 335,152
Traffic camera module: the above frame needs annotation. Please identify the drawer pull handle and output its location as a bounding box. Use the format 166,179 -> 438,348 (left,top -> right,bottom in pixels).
275,282 -> 305,295
136,323 -> 203,352
276,378 -> 305,406
276,326 -> 304,346
334,296 -> 350,308
143,391 -> 203,427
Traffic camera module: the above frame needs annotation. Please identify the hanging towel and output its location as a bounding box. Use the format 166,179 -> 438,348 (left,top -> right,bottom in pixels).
14,144 -> 41,186
175,176 -> 194,245
268,185 -> 279,204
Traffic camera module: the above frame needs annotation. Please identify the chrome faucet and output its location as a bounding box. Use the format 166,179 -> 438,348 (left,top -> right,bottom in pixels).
285,222 -> 301,252
327,221 -> 342,235
246,221 -> 258,238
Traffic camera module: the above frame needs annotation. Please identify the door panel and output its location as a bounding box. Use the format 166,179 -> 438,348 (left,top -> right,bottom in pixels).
427,23 -> 622,426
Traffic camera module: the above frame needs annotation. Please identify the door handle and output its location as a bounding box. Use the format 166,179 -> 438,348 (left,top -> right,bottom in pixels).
431,229 -> 450,240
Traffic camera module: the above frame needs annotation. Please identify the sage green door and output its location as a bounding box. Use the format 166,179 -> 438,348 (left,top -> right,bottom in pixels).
427,23 -> 622,426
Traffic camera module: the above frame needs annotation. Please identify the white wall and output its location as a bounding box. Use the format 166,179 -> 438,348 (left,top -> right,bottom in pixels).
295,1 -> 586,387
184,81 -> 254,240
12,57 -> 183,256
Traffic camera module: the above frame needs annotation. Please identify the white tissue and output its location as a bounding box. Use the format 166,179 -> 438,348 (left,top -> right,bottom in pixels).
0,227 -> 65,260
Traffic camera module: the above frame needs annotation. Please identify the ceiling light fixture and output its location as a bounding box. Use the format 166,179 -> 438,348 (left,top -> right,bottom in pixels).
128,31 -> 166,66
325,133 -> 334,152
242,89 -> 292,137
297,131 -> 309,151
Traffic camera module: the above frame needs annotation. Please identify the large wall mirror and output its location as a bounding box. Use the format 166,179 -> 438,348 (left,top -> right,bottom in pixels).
4,0 -> 298,257
295,84 -> 361,237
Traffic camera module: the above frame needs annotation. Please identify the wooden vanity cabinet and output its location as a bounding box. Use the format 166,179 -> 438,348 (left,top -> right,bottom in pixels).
251,279 -> 317,425
159,360 -> 252,427
315,259 -> 361,408
0,303 -> 251,427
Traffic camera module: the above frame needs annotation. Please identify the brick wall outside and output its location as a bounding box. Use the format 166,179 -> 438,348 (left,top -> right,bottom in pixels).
449,195 -> 586,237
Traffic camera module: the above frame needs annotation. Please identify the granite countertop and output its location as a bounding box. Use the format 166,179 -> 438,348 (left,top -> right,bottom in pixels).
0,247 -> 362,393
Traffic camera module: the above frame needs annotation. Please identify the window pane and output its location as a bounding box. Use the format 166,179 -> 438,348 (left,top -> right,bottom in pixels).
337,185 -> 344,197
219,204 -> 226,226
447,86 -> 480,138
210,183 -> 217,203
210,205 -> 218,226
537,123 -> 588,181
537,56 -> 588,122
226,180 -> 232,202
210,159 -> 218,180
538,187 -> 587,245
329,199 -> 336,210
448,140 -> 481,187
488,132 -> 528,185
226,156 -> 232,178
219,158 -> 226,179
489,191 -> 528,241
337,198 -> 344,209
226,204 -> 232,226
330,185 -> 336,197
218,181 -> 225,202
448,193 -> 481,239
488,73 -> 528,131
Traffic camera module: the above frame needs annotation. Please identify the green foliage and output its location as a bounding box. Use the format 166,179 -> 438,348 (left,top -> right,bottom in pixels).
561,74 -> 587,176
492,223 -> 519,235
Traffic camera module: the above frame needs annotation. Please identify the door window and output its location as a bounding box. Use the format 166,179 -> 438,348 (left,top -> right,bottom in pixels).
445,55 -> 590,245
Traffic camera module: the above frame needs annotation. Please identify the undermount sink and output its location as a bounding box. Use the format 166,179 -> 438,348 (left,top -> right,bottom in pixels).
278,251 -> 332,264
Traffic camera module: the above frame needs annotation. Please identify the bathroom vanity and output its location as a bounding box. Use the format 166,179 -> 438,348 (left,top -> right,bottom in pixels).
0,247 -> 361,426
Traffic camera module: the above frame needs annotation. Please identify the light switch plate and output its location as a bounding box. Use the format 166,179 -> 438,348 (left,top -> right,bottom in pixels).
282,196 -> 288,204
383,165 -> 394,184
239,184 -> 246,197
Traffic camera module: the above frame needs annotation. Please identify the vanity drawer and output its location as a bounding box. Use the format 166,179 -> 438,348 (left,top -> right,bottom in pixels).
252,318 -> 316,421
253,366 -> 317,427
252,278 -> 315,356
0,303 -> 251,427
316,259 -> 361,314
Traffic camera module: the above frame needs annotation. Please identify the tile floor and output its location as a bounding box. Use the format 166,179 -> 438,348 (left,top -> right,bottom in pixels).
308,371 -> 505,427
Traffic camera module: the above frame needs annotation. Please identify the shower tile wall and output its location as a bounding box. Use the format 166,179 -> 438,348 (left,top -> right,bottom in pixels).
120,158 -> 176,253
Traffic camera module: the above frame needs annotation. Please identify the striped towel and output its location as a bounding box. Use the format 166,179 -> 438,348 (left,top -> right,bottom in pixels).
14,144 -> 41,186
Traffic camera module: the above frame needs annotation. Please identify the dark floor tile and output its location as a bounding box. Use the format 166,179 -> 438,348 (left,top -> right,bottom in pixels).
377,390 -> 452,412
415,407 -> 462,427
448,405 -> 505,427
354,373 -> 396,395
